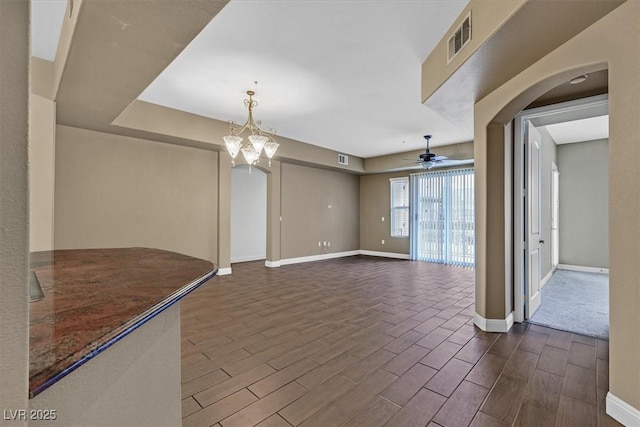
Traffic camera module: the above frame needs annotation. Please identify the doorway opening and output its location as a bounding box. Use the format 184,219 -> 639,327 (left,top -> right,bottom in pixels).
514,94 -> 610,338
231,165 -> 267,264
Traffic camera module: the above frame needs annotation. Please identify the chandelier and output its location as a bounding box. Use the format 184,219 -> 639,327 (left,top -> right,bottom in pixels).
223,90 -> 279,170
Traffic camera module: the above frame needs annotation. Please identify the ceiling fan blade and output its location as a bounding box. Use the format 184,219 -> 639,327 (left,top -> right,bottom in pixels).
430,158 -> 474,168
433,155 -> 448,161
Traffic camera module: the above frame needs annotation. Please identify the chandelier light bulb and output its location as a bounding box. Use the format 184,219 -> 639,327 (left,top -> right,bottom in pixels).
263,140 -> 280,167
248,135 -> 267,154
241,145 -> 259,172
223,135 -> 243,166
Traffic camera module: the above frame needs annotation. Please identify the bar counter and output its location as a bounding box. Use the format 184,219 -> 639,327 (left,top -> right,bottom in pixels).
29,247 -> 217,399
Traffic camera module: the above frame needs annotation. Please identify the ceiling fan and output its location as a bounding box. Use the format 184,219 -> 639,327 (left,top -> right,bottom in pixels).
407,135 -> 474,170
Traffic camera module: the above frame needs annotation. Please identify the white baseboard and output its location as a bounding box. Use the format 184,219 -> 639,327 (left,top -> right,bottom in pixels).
607,392 -> 640,426
217,267 -> 232,276
231,255 -> 266,263
557,264 -> 609,274
266,251 -> 407,267
359,250 -> 410,260
474,312 -> 514,333
279,250 -> 360,266
541,270 -> 553,288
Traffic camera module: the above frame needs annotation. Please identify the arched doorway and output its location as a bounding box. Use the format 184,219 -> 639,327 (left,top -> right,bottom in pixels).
473,63 -> 609,332
513,94 -> 609,339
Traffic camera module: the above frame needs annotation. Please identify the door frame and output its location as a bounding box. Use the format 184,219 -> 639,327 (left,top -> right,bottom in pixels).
525,121 -> 543,318
513,94 -> 608,323
551,162 -> 560,273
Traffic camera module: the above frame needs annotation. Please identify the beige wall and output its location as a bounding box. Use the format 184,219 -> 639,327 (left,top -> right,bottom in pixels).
52,0 -> 81,98
558,139 -> 608,269
114,100 -> 366,174
280,163 -> 359,259
52,123 -> 362,268
364,141 -> 473,174
30,58 -> 54,100
266,161 -> 282,264
421,0 -> 524,102
503,122 -> 513,317
472,0 -> 639,412
54,126 -> 219,264
360,172 -> 411,255
217,152 -> 232,269
29,305 -> 181,427
0,0 -> 30,424
29,94 -> 56,251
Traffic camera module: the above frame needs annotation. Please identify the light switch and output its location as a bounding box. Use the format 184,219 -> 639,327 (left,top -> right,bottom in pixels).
381,216 -> 385,222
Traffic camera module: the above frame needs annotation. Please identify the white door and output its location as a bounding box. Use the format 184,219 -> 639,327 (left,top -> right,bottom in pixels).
551,164 -> 560,270
525,121 -> 542,318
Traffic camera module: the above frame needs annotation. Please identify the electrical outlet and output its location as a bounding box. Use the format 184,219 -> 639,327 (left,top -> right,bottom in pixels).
323,241 -> 327,247
381,216 -> 385,222
328,204 -> 332,209
381,239 -> 385,245
327,241 -> 331,247
318,241 -> 321,247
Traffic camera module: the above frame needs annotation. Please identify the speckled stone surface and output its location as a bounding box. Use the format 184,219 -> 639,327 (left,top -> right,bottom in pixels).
29,247 -> 216,398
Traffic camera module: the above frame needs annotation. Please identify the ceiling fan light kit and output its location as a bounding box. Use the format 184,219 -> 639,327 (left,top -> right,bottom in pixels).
418,135 -> 447,169
421,161 -> 435,169
223,90 -> 279,170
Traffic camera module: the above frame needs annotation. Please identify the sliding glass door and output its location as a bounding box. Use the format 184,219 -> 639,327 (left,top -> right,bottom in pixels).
410,168 -> 475,267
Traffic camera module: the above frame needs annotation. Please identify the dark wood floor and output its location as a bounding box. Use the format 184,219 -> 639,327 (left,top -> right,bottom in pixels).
180,256 -> 620,427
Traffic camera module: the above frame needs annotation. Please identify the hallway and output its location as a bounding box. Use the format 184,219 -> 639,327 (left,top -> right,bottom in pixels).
529,270 -> 609,339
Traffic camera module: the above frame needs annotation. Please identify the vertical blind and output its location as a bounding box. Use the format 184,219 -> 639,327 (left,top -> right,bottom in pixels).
410,168 -> 475,267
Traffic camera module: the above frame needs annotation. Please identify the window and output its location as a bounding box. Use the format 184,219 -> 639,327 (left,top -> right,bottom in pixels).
410,168 -> 474,267
390,177 -> 409,237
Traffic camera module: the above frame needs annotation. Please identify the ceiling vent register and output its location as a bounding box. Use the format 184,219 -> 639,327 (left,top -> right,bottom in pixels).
447,12 -> 471,63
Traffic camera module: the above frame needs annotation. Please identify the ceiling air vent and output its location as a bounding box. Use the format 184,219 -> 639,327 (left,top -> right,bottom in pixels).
447,12 -> 471,63
338,154 -> 349,166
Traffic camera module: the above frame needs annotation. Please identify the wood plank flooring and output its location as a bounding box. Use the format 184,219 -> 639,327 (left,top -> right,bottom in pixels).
180,256 -> 620,427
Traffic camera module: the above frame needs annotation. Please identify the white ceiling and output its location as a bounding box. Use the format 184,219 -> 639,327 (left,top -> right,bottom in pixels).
544,115 -> 609,145
137,0 -> 471,158
30,0 -> 66,61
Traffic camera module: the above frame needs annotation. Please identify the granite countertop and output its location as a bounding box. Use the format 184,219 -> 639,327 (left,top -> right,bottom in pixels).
29,247 -> 217,398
